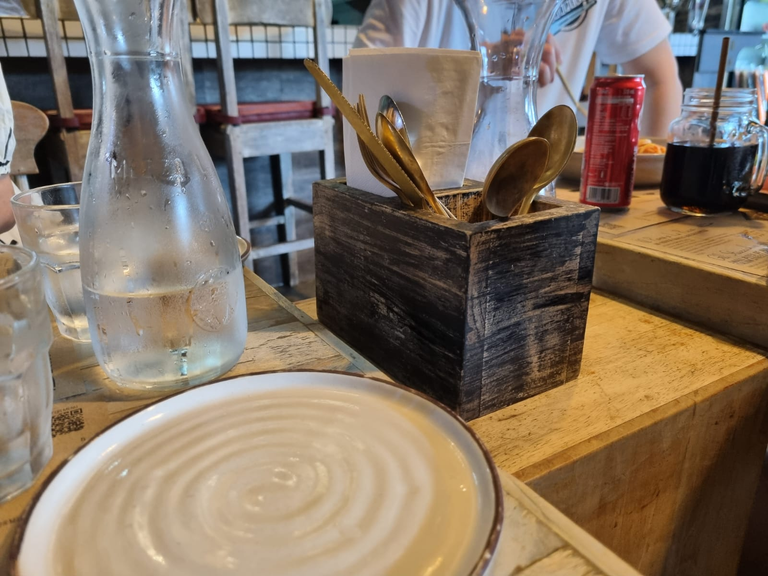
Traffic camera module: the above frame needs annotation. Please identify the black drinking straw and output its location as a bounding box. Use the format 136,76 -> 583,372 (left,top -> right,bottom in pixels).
709,37 -> 730,147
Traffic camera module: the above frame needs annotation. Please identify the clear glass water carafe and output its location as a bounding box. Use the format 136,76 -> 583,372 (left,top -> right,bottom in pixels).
73,0 -> 247,390
454,0 -> 560,181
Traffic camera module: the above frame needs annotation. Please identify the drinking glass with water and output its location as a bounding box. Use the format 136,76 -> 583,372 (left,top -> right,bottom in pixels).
0,245 -> 54,502
11,183 -> 89,342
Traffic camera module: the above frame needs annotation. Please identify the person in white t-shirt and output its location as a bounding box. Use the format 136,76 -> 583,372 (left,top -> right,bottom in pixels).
0,63 -> 16,236
353,0 -> 683,136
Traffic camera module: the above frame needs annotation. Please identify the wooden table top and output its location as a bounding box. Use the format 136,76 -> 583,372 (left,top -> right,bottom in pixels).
296,288 -> 768,477
0,269 -> 641,576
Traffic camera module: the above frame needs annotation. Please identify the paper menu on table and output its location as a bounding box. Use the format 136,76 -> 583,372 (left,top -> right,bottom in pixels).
597,195 -> 687,237
342,48 -> 481,196
556,188 -> 768,279
611,213 -> 768,279
557,189 -> 686,237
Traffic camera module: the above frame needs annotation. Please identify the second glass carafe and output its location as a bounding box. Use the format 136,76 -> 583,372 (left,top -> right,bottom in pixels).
455,0 -> 560,181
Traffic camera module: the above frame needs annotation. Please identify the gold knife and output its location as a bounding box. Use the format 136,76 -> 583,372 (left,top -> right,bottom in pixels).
304,59 -> 426,207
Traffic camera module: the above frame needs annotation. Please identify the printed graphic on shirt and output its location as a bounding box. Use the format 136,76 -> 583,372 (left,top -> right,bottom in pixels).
550,0 -> 597,35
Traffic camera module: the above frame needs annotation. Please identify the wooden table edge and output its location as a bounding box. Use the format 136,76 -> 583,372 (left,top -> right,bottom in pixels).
502,473 -> 643,576
513,358 -> 768,483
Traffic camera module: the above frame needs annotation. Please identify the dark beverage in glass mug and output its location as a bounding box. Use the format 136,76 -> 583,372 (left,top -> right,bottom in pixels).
660,143 -> 759,215
659,88 -> 768,216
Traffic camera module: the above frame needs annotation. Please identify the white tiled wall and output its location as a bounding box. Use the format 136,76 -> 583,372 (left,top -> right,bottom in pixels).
669,32 -> 699,58
0,20 -> 707,62
0,18 -> 357,60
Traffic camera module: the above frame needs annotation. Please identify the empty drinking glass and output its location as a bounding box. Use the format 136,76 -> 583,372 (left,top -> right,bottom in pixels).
0,245 -> 54,502
11,183 -> 89,342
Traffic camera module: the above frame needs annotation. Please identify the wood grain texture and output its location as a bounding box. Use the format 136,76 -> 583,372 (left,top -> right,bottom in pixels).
22,0 -> 194,20
203,0 -> 334,276
313,180 -> 599,419
177,0 -> 197,114
213,0 -> 239,117
296,291 -> 768,576
516,548 -> 603,576
36,0 -> 85,181
595,237 -> 768,349
194,0 -> 317,26
501,474 -> 642,576
10,101 -> 48,176
35,0 -> 75,118
223,126 -> 250,259
202,119 -> 332,159
312,0 -> 333,113
473,298 -> 768,576
557,187 -> 768,350
523,365 -> 768,576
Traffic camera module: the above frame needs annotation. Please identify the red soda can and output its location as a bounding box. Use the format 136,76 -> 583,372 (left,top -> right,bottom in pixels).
580,75 -> 646,208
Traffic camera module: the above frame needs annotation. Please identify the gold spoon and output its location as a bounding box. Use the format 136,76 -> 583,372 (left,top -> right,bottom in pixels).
355,99 -> 414,204
515,105 -> 578,215
483,137 -> 551,219
358,96 -> 428,210
376,112 -> 456,219
379,95 -> 411,145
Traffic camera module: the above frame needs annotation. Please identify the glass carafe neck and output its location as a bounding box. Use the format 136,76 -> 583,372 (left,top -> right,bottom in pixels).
74,0 -> 179,58
453,0 -> 560,81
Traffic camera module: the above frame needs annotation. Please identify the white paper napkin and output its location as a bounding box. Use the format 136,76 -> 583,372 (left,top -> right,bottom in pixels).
342,48 -> 481,196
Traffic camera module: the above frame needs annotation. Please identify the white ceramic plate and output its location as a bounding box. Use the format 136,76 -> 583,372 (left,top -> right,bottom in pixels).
561,136 -> 667,188
14,371 -> 502,576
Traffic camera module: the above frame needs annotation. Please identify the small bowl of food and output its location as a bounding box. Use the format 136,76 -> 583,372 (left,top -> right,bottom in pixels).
561,136 -> 668,187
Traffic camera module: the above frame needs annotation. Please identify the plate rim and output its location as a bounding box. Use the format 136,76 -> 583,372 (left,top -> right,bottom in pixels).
11,369 -> 504,576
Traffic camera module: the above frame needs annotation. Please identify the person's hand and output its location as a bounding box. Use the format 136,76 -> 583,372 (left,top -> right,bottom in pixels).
539,34 -> 562,87
481,32 -> 561,87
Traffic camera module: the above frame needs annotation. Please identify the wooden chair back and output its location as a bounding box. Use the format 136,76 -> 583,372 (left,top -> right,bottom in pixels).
21,0 -> 194,22
30,0 -> 196,182
10,101 -> 49,178
208,0 -> 332,122
194,0 -> 329,26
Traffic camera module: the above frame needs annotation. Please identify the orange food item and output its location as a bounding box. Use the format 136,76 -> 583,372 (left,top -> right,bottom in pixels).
637,138 -> 667,155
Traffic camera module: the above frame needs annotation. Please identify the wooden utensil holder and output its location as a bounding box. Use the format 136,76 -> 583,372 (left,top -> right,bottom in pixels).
313,179 -> 600,420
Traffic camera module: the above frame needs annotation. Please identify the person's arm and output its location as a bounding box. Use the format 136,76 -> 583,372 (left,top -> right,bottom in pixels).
353,0 -> 427,48
0,63 -> 14,234
0,175 -> 14,234
621,38 -> 683,137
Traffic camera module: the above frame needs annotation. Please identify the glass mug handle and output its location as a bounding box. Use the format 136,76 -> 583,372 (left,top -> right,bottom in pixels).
748,121 -> 768,192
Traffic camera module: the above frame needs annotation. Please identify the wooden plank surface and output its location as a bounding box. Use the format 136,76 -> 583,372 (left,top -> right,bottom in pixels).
296,290 -> 768,576
194,0 -> 316,26
0,269 -> 636,576
557,187 -> 768,349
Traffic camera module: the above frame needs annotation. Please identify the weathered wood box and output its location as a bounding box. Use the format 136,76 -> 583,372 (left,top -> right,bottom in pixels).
313,179 -> 600,420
